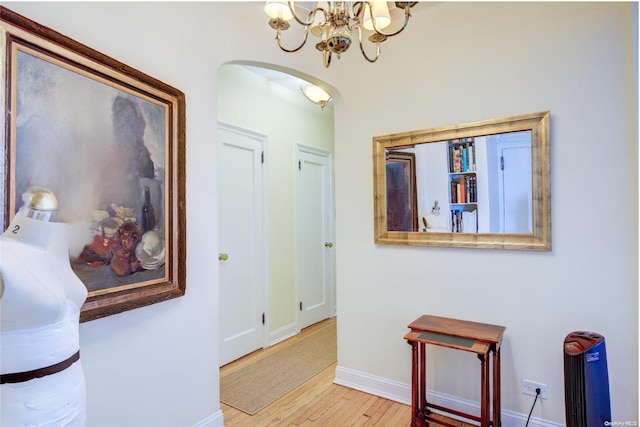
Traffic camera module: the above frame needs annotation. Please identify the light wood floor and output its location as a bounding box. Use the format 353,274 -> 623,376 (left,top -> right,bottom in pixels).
220,318 -> 472,426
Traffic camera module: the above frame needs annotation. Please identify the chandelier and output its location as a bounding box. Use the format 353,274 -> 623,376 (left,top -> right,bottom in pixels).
264,1 -> 417,68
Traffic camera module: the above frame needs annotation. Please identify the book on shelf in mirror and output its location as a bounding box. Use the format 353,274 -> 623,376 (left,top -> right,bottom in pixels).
448,138 -> 476,173
450,209 -> 478,233
450,175 -> 477,204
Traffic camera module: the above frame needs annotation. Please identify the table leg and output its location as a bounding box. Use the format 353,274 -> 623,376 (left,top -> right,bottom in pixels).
419,342 -> 427,415
478,353 -> 490,427
492,345 -> 502,427
410,340 -> 418,426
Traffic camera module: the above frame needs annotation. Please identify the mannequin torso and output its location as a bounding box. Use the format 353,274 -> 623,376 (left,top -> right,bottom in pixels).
1,214 -> 86,330
1,214 -> 88,426
425,210 -> 449,231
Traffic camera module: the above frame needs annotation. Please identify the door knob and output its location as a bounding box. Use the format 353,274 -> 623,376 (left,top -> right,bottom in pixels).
324,242 -> 333,248
218,253 -> 229,261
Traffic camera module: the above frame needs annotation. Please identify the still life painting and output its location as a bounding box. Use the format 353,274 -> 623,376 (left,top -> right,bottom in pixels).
2,8 -> 186,321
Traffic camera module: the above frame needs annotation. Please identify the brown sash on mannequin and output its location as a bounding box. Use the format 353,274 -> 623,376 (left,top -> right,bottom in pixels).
0,351 -> 80,384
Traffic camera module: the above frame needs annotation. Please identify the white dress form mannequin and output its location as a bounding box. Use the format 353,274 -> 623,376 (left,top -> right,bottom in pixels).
424,200 -> 449,231
1,213 -> 88,426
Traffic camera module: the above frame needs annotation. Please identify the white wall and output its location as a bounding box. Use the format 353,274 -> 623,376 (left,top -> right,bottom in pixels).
332,2 -> 638,424
217,64 -> 334,335
2,2 -> 637,426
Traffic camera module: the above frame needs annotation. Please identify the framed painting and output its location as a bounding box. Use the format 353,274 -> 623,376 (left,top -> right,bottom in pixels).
0,7 -> 186,321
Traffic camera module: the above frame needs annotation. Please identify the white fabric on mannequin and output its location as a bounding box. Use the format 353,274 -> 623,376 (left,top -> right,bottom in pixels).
1,213 -> 88,426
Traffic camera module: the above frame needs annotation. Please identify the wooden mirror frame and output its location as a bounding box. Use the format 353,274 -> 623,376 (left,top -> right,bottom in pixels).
373,111 -> 551,250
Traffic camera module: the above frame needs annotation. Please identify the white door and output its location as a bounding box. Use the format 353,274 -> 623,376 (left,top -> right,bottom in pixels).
218,124 -> 266,366
501,145 -> 532,233
296,145 -> 334,330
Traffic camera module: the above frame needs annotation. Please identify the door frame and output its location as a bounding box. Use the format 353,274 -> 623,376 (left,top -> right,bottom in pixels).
218,122 -> 270,351
295,144 -> 335,332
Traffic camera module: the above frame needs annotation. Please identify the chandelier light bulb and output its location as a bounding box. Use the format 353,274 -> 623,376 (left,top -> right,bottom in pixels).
310,2 -> 329,37
264,0 -> 293,20
311,12 -> 328,37
363,1 -> 391,31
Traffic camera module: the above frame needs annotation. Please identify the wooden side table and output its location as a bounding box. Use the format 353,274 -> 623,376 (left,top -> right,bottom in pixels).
404,315 -> 506,427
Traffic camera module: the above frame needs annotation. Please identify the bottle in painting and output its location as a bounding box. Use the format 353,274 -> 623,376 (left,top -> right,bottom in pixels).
141,186 -> 155,233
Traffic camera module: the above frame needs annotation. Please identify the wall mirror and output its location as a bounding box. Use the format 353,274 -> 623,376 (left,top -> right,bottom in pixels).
373,111 -> 551,250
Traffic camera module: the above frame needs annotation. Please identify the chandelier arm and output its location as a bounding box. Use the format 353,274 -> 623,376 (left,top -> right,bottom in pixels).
275,28 -> 310,53
357,26 -> 381,63
288,2 -> 316,26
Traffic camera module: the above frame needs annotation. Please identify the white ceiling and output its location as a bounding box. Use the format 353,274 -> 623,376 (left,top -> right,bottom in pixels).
241,65 -> 334,110
242,65 -> 313,95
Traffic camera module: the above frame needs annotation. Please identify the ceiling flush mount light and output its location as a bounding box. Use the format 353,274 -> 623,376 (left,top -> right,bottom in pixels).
301,85 -> 332,110
265,1 -> 417,68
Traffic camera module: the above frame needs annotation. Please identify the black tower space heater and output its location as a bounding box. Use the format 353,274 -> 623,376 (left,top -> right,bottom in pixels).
563,331 -> 611,427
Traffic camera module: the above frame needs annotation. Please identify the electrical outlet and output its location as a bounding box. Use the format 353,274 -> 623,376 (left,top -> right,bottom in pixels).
522,380 -> 548,399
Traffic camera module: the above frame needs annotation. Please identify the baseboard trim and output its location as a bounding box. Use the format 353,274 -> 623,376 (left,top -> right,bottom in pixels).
334,365 -> 411,404
192,409 -> 224,427
268,322 -> 298,346
334,365 -> 563,427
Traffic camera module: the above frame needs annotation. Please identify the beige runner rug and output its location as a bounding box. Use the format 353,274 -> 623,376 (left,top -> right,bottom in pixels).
220,322 -> 337,415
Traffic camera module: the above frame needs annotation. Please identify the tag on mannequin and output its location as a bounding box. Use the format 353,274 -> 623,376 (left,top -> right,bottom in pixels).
3,215 -> 55,251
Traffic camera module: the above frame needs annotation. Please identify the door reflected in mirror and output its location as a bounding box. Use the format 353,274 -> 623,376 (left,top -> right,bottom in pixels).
373,111 -> 551,250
